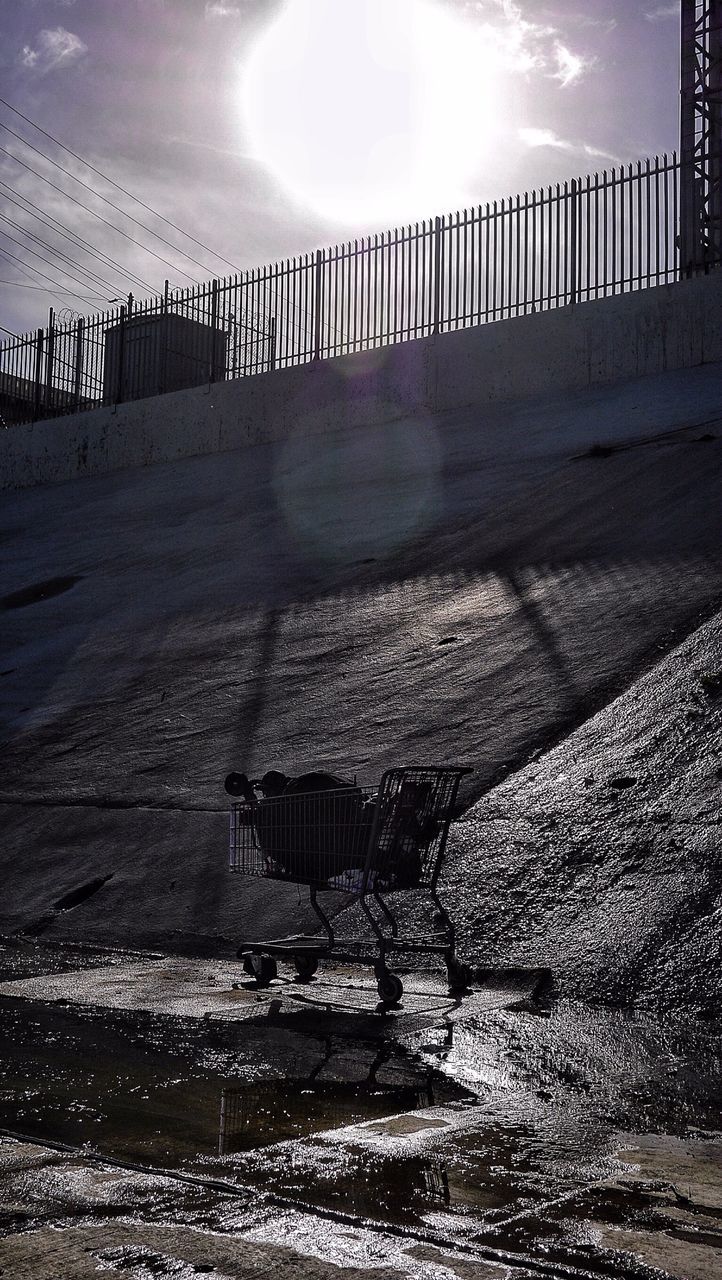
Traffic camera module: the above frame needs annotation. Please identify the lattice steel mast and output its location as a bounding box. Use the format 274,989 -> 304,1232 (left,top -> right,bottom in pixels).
680,0 -> 722,273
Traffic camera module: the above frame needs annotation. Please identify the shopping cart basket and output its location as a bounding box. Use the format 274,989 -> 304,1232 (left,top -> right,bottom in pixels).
225,765 -> 472,1005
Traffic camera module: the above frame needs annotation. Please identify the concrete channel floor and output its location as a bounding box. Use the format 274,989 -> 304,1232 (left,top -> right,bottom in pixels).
0,940 -> 720,1280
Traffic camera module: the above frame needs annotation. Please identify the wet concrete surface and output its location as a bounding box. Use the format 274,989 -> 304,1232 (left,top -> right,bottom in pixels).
1,941 -> 720,1278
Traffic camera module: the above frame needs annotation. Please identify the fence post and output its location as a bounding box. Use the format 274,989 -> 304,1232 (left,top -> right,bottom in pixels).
313,249 -> 324,360
44,307 -> 56,417
268,316 -> 277,372
432,216 -> 443,335
32,329 -> 43,422
73,318 -> 84,411
114,305 -> 126,406
569,178 -> 579,304
209,279 -> 219,383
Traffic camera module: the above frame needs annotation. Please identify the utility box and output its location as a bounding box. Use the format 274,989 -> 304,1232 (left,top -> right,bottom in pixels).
103,311 -> 227,404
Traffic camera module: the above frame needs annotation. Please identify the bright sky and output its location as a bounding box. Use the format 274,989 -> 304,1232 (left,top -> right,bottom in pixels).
0,0 -> 681,336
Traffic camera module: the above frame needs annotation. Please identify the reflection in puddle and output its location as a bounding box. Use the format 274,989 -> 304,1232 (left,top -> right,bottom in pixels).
253,1145 -> 455,1222
218,1042 -> 446,1153
219,1078 -> 437,1153
0,999 -> 469,1177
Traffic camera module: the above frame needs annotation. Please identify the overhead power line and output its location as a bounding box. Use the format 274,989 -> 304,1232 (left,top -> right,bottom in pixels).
0,244 -> 71,312
0,96 -> 243,277
0,99 -> 318,341
0,116 -> 236,284
0,278 -> 107,299
0,144 -> 197,285
0,244 -> 104,308
0,119 -> 228,282
0,179 -> 155,293
0,226 -> 121,301
0,212 -> 124,296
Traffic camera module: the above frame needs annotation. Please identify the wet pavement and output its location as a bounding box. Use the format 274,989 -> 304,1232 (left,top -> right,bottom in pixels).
1,939 -> 720,1278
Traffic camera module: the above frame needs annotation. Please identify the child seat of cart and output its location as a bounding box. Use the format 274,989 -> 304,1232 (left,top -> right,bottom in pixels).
245,769 -> 442,889
376,776 -> 441,888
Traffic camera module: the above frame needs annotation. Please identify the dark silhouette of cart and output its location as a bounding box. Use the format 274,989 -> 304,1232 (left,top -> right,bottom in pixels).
224,765 -> 472,1005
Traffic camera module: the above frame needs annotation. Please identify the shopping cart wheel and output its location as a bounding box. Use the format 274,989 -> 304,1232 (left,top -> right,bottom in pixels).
242,954 -> 277,987
446,957 -> 472,992
376,969 -> 403,1005
294,954 -> 319,982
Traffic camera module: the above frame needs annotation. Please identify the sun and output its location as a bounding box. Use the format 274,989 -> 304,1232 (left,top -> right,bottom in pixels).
239,0 -> 500,227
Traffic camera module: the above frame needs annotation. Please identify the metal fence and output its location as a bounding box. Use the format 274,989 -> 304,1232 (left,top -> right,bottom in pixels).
0,151 -> 686,427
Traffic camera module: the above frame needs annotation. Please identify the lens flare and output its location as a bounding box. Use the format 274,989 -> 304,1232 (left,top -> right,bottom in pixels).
274,410 -> 442,564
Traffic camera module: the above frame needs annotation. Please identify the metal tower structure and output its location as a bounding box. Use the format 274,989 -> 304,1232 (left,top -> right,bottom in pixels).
680,0 -> 722,273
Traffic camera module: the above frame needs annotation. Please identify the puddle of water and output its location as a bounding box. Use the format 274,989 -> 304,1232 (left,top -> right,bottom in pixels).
0,997 -> 469,1174
219,1076 -> 440,1153
223,1113 -> 607,1233
2,991 -> 720,1278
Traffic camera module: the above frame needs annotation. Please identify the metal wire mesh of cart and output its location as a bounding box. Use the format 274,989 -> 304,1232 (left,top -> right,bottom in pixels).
228,766 -> 469,890
229,781 -> 376,886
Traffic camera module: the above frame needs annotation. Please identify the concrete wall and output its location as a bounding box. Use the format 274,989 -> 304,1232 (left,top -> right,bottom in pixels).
2,272 -> 721,491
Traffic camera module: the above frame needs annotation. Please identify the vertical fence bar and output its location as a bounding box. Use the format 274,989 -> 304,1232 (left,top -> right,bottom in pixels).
432,215 -> 442,335
268,315 -> 277,372
530,189 -> 537,311
44,308 -> 55,416
569,178 -> 578,304
33,329 -> 43,422
313,248 -> 323,360
73,318 -> 84,410
209,279 -> 219,382
114,305 -> 126,406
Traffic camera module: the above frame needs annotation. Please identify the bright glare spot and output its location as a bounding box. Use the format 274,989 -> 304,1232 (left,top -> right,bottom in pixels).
240,0 -> 500,226
275,413 -> 442,563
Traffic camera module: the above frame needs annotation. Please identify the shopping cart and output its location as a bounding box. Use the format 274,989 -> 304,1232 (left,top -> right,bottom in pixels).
225,765 -> 472,1005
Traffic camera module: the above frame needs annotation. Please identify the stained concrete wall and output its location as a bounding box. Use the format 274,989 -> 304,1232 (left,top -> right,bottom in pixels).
2,272 -> 721,491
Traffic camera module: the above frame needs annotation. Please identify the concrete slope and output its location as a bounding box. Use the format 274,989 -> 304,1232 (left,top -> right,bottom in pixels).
0,360 -> 721,960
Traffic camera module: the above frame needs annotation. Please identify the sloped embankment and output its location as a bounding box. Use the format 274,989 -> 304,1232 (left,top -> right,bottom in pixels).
441,607 -> 722,1017
0,361 -> 720,965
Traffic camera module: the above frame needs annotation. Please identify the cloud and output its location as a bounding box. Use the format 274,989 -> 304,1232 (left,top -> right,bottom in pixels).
463,2 -> 591,87
645,3 -> 679,19
552,42 -> 589,87
567,14 -> 616,34
166,134 -> 250,161
205,1 -> 243,16
519,126 -> 619,164
20,26 -> 87,73
519,126 -> 572,150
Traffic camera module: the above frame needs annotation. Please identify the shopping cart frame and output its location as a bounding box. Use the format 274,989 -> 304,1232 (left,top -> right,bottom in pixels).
228,765 -> 473,1005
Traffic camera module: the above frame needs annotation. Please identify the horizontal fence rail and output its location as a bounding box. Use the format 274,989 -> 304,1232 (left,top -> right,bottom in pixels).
0,152 -> 693,427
